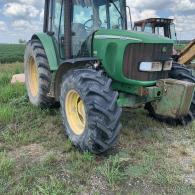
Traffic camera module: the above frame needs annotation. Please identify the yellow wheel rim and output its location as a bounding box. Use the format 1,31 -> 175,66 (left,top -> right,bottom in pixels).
28,56 -> 39,97
65,90 -> 86,135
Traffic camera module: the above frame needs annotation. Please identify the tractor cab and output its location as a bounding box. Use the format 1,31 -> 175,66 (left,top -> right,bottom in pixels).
134,18 -> 177,40
44,0 -> 127,59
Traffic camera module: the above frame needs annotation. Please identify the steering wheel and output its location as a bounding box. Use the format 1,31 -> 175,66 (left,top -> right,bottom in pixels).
84,19 -> 93,30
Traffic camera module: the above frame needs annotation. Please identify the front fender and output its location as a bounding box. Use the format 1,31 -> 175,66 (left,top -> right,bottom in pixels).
32,33 -> 58,71
54,58 -> 98,101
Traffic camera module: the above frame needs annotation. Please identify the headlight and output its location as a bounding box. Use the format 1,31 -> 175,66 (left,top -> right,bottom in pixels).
139,62 -> 162,72
163,60 -> 173,70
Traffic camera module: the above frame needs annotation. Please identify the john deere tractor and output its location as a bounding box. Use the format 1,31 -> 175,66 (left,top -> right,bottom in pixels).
24,0 -> 195,154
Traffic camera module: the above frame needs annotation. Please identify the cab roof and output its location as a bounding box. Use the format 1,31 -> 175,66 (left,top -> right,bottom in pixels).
134,18 -> 174,27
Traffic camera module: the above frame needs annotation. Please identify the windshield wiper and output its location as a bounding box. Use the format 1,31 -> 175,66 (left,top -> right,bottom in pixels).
108,0 -> 123,21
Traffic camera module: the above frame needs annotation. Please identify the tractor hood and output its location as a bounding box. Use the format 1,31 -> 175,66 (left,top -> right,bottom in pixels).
93,29 -> 174,87
94,29 -> 174,44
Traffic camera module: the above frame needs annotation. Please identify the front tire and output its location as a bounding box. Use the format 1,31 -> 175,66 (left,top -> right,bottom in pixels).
145,63 -> 195,125
60,68 -> 122,154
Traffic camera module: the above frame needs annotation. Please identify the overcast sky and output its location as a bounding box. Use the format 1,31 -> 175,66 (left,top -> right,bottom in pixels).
0,0 -> 195,43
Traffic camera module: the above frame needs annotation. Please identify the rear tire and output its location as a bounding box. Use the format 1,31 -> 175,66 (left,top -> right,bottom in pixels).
145,63 -> 195,125
24,39 -> 53,107
60,68 -> 122,154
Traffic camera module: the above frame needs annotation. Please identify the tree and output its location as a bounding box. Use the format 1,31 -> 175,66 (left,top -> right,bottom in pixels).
18,39 -> 26,44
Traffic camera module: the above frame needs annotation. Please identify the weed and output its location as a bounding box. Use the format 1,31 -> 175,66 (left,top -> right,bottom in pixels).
0,84 -> 25,104
97,155 -> 126,186
0,151 -> 15,178
42,151 -> 59,166
0,73 -> 10,85
35,176 -> 77,195
152,160 -> 182,186
0,105 -> 15,124
126,149 -> 156,179
83,151 -> 94,161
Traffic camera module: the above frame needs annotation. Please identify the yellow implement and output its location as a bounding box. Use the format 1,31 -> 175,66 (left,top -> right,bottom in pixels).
178,40 -> 195,65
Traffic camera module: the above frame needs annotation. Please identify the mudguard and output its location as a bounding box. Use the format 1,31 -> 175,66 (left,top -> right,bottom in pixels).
32,33 -> 58,71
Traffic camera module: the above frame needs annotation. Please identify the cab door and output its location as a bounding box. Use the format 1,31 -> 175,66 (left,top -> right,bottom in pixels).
44,0 -> 65,59
52,0 -> 65,59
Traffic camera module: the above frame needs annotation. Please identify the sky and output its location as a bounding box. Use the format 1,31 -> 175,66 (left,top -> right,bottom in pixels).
0,0 -> 195,43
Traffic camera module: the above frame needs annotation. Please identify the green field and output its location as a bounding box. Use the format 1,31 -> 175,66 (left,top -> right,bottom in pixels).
0,44 -> 25,64
0,43 -> 187,64
174,44 -> 187,53
0,63 -> 195,194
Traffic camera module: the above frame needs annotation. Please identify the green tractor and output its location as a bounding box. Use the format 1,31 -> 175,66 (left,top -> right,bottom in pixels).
24,0 -> 195,154
133,18 -> 177,40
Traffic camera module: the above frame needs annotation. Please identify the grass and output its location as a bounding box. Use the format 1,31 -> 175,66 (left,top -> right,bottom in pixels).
0,152 -> 15,194
0,63 -> 195,194
0,152 -> 15,178
0,44 -> 25,64
0,105 -> 15,124
97,155 -> 126,186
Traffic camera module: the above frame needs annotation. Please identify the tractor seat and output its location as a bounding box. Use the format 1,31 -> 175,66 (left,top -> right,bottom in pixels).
72,23 -> 88,57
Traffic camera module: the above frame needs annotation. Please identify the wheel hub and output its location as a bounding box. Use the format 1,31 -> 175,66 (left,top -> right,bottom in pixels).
28,56 -> 39,97
65,90 -> 86,135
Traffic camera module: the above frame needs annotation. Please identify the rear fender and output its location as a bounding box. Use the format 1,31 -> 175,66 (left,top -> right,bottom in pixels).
31,33 -> 58,71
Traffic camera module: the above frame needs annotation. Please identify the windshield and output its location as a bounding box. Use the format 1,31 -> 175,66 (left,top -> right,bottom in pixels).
73,0 -> 125,30
155,27 -> 165,36
144,23 -> 153,33
72,0 -> 126,57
